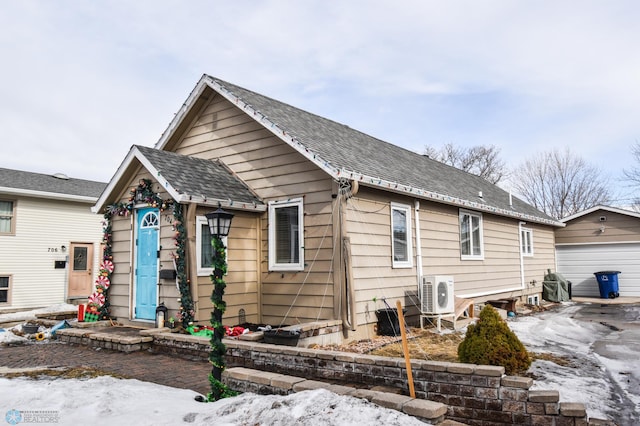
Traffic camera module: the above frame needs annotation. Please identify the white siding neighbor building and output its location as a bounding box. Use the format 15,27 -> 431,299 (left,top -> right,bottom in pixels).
0,168 -> 106,311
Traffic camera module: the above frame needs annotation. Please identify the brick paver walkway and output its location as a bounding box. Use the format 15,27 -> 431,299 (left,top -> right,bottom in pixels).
0,341 -> 212,396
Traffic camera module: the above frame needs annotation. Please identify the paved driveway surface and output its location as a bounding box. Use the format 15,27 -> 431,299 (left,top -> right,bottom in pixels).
511,301 -> 640,426
0,341 -> 211,397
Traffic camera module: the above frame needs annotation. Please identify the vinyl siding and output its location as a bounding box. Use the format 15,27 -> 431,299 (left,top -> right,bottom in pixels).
195,210 -> 260,326
555,209 -> 640,297
0,196 -> 102,310
346,187 -> 557,326
169,93 -> 335,325
556,210 -> 640,244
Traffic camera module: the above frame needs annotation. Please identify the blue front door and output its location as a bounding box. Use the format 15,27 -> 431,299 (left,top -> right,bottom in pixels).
135,208 -> 159,320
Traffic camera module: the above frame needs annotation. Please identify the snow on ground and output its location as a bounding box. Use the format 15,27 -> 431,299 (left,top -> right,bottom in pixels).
508,302 -> 640,425
0,375 -> 429,426
0,303 -> 77,323
2,303 -> 640,425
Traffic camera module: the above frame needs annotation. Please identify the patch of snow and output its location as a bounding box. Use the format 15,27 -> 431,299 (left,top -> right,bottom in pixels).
0,303 -> 77,322
0,376 -> 430,426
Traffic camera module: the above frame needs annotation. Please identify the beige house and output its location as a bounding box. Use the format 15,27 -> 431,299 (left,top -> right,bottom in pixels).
556,205 -> 640,297
93,75 -> 562,339
0,168 -> 105,311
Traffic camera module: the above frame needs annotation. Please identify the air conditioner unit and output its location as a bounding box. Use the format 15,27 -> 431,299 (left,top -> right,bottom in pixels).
421,275 -> 455,314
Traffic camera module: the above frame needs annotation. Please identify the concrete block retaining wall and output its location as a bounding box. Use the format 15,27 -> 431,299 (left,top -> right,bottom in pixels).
152,335 -> 610,425
222,366 -> 448,424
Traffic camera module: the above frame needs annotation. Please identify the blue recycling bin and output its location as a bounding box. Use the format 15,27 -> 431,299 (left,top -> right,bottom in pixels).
593,271 -> 620,299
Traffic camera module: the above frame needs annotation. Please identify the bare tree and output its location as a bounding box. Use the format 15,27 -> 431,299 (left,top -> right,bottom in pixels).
510,148 -> 612,219
623,141 -> 640,186
623,142 -> 640,213
424,143 -> 507,184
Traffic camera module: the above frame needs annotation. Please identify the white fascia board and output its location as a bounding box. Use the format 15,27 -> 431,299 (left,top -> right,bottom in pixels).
175,194 -> 266,212
91,147 -> 138,213
133,147 -> 183,202
555,240 -> 640,247
342,168 -> 565,227
204,76 -> 341,181
91,146 -> 266,214
134,147 -> 266,212
561,205 -> 640,222
0,186 -> 97,203
154,75 -> 210,151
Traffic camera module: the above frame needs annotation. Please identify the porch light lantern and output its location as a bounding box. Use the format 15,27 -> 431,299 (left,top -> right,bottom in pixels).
205,205 -> 234,238
205,204 -> 235,402
134,190 -> 146,204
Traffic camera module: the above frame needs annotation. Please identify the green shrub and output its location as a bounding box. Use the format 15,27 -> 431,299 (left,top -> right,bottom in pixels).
457,304 -> 531,375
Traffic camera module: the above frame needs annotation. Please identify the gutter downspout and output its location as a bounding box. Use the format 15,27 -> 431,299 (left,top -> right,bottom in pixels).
345,181 -> 358,331
518,221 -> 526,289
414,200 -> 423,298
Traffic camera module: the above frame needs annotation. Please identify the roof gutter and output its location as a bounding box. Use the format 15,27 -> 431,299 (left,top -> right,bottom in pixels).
154,75 -> 210,151
0,187 -> 97,204
337,169 -> 565,227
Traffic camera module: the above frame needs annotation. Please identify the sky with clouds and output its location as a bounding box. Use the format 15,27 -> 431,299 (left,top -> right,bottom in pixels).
1,1 -> 639,204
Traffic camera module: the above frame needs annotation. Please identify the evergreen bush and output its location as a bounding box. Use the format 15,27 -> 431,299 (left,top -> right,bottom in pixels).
457,304 -> 531,375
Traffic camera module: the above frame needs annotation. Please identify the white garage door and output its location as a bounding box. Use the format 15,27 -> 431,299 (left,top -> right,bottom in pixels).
556,243 -> 640,297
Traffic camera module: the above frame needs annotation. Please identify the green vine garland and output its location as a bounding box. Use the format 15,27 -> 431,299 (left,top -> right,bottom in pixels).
207,235 -> 236,401
91,179 -> 195,325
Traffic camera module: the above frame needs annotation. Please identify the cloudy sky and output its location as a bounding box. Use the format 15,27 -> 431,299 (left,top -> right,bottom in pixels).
1,1 -> 639,204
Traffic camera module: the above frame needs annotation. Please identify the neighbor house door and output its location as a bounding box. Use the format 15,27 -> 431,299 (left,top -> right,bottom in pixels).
134,208 -> 159,320
67,242 -> 94,298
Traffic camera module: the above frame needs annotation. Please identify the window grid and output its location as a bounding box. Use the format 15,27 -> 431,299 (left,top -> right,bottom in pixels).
0,276 -> 10,304
521,227 -> 534,256
0,200 -> 14,234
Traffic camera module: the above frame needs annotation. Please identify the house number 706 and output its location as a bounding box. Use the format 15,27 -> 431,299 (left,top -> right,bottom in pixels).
47,247 -> 59,252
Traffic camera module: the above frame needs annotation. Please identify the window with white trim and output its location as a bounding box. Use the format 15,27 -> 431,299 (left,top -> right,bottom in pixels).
0,200 -> 15,234
0,276 -> 10,304
196,216 -> 228,276
391,203 -> 412,268
520,227 -> 534,256
460,210 -> 484,259
268,198 -> 304,271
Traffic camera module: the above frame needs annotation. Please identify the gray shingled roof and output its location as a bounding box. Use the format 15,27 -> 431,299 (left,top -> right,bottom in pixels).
0,167 -> 106,199
209,76 -> 557,224
135,145 -> 263,206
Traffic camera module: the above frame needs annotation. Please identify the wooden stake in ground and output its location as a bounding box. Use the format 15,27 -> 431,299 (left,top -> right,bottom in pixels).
396,300 -> 415,398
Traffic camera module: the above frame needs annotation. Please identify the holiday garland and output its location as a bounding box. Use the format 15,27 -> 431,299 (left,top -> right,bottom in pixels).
171,203 -> 195,327
208,235 -> 236,401
87,179 -> 195,325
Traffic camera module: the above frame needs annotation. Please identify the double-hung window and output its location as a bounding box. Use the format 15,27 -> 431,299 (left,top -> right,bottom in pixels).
269,198 -> 304,271
0,200 -> 14,234
196,216 -> 228,276
520,227 -> 533,256
460,210 -> 483,259
391,203 -> 412,268
0,276 -> 10,304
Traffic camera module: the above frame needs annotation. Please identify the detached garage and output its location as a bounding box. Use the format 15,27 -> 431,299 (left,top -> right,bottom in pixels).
555,205 -> 640,297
